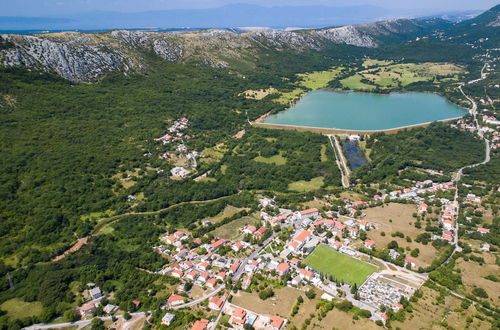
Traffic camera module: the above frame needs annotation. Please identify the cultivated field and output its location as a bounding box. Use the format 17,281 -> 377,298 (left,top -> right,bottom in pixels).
254,152 -> 287,165
203,205 -> 249,224
211,214 -> 259,240
341,62 -> 464,91
392,286 -> 491,330
456,253 -> 499,306
231,286 -> 303,318
304,245 -> 377,286
318,309 -> 379,329
340,74 -> 376,91
297,67 -> 344,89
0,298 -> 43,319
241,88 -> 277,100
363,203 -> 440,267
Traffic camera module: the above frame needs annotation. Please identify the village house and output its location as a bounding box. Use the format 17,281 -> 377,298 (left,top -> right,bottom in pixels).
276,263 -> 290,276
79,302 -> 97,317
288,230 -> 312,252
161,312 -> 176,326
358,220 -> 369,231
442,220 -> 454,230
418,203 -> 428,215
477,227 -> 490,235
186,271 -> 198,281
349,228 -> 359,239
291,275 -> 302,286
229,261 -> 240,274
206,278 -> 218,289
103,304 -> 118,314
191,319 -> 209,330
271,213 -> 289,226
232,241 -> 246,252
167,295 -> 184,307
389,249 -> 400,259
216,272 -> 226,281
404,258 -> 417,268
333,241 -> 343,250
242,225 -> 257,235
208,296 -> 224,311
174,231 -> 187,240
299,268 -> 314,281
232,308 -> 247,324
298,208 -> 319,220
89,287 -> 102,300
314,218 -> 335,227
269,316 -> 285,330
254,226 -> 268,239
199,273 -> 210,283
198,262 -> 211,271
209,239 -> 227,252
245,260 -> 259,273
171,269 -> 183,278
364,240 -> 376,250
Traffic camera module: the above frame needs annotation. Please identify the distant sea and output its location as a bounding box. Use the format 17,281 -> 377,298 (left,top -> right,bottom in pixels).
0,27 -> 208,35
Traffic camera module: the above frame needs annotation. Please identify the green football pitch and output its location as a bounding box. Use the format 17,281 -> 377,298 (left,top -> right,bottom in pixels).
304,244 -> 377,286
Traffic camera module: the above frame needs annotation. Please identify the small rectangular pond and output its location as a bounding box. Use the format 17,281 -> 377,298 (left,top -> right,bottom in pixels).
341,139 -> 367,170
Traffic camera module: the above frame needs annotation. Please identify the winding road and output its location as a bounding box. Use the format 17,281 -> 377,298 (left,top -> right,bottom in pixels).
445,59 -> 492,258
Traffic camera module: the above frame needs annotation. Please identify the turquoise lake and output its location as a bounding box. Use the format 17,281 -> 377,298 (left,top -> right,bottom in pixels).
263,91 -> 467,130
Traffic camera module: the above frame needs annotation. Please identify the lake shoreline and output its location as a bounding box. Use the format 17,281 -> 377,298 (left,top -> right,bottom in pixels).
255,90 -> 467,134
253,116 -> 464,135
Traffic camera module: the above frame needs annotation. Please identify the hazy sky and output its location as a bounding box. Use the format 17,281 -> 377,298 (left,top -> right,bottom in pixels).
2,0 -> 498,16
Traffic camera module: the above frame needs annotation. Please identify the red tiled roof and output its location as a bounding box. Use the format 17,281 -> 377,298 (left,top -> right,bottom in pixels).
271,316 -> 285,329
300,208 -> 318,215
294,230 -> 311,243
209,296 -> 224,309
167,295 -> 184,303
233,308 -> 247,319
276,263 -> 289,273
191,319 -> 209,330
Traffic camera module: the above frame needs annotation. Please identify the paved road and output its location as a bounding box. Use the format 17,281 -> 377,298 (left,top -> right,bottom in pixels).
170,285 -> 225,310
232,233 -> 276,282
442,60 -> 492,261
327,135 -> 350,188
24,312 -> 147,330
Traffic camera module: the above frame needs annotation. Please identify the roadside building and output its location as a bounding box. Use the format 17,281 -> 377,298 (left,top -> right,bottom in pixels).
191,319 -> 209,330
299,208 -> 319,219
89,287 -> 102,300
232,308 -> 247,324
79,302 -> 97,317
364,240 -> 376,249
208,296 -> 224,311
167,295 -> 184,307
276,263 -> 290,276
162,312 -> 176,326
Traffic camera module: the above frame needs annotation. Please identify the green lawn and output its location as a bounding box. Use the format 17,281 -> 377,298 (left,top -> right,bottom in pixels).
304,245 -> 377,286
298,67 -> 344,89
340,74 -> 376,91
254,153 -> 287,165
0,298 -> 43,319
288,176 -> 324,192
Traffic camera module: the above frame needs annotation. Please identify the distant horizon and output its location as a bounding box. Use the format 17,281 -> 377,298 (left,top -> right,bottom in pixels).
0,3 -> 494,32
2,0 -> 498,17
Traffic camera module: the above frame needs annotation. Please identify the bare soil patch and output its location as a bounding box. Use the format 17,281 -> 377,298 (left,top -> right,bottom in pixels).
364,203 -> 439,267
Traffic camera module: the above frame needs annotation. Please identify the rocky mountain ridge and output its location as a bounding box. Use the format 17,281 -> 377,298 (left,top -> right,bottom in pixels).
0,17 -> 454,82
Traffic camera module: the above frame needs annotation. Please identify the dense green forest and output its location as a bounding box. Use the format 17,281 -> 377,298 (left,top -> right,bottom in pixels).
354,123 -> 486,183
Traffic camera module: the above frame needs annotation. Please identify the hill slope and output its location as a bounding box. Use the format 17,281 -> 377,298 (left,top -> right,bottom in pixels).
0,18 -> 448,82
